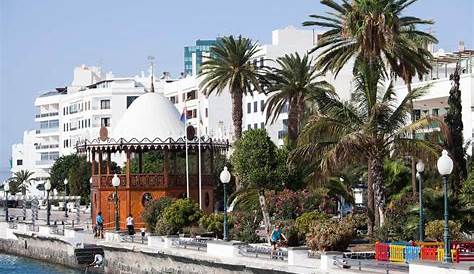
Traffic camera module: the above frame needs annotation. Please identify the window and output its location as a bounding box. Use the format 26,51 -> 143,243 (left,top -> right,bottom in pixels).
260,57 -> 264,68
247,103 -> 251,113
253,101 -> 257,112
432,108 -> 439,116
205,108 -> 208,118
63,108 -> 66,115
100,99 -> 110,109
254,123 -> 258,129
261,122 -> 264,129
16,159 -> 23,166
126,96 -> 139,108
192,109 -> 197,118
280,103 -> 288,113
187,90 -> 197,100
260,100 -> 264,112
101,117 -> 111,127
247,124 -> 251,130
169,96 -> 176,104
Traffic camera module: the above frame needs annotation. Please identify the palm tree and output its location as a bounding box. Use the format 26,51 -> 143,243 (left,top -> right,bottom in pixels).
387,28 -> 438,197
10,170 -> 35,219
199,35 -> 262,140
263,53 -> 334,146
292,67 -> 447,234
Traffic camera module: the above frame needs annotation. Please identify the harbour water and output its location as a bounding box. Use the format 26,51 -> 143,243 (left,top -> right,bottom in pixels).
0,253 -> 81,274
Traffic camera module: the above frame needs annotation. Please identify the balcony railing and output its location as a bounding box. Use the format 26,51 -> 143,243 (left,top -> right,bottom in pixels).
35,112 -> 59,118
91,174 -> 214,189
35,160 -> 55,166
36,128 -> 59,134
35,144 -> 60,150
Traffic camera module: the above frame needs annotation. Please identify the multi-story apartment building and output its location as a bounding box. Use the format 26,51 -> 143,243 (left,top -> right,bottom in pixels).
184,39 -> 217,76
394,46 -> 474,154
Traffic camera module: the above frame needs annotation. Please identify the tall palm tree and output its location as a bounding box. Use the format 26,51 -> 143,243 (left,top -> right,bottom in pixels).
387,27 -> 438,197
199,35 -> 262,140
10,170 -> 35,219
263,53 -> 334,146
291,67 -> 448,234
303,0 -> 437,231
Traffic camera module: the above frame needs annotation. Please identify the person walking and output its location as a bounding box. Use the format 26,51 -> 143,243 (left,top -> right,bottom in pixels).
126,214 -> 135,236
95,212 -> 104,238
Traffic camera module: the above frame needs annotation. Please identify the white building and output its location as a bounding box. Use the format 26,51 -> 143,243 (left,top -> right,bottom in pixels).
394,47 -> 474,154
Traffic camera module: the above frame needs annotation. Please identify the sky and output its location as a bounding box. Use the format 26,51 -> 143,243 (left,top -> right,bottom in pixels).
0,0 -> 473,178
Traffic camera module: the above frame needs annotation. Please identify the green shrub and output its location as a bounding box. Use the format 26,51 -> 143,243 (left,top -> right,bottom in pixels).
141,197 -> 173,233
277,220 -> 300,247
199,213 -> 233,238
182,226 -> 206,237
306,216 -> 355,251
154,199 -> 203,235
425,220 -> 463,242
295,211 -> 330,236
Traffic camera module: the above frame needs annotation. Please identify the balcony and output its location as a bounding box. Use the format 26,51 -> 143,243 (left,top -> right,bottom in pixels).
36,127 -> 59,134
35,112 -> 59,118
35,160 -> 55,166
35,144 -> 59,150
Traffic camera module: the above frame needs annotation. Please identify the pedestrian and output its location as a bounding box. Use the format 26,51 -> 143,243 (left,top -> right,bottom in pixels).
96,212 -> 104,238
126,214 -> 135,235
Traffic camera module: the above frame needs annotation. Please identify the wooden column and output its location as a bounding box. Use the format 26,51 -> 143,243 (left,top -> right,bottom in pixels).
98,151 -> 103,178
163,148 -> 169,185
106,150 -> 111,175
91,150 -> 96,175
126,150 -> 131,216
138,150 -> 143,173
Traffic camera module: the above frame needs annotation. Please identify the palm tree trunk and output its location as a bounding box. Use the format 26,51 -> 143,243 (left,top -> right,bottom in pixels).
231,90 -> 243,140
370,155 -> 386,228
407,82 -> 417,197
287,96 -> 299,146
296,94 -> 305,143
367,161 -> 375,236
258,189 -> 272,244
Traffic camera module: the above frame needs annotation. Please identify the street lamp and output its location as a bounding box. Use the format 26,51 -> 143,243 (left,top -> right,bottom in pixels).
416,160 -> 425,242
219,166 -> 231,241
437,150 -> 453,263
111,174 -> 120,232
64,178 -> 68,218
4,181 -> 9,222
45,180 -> 51,226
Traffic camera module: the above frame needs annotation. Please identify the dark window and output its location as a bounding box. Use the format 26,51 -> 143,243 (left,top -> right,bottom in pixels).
247,124 -> 251,130
16,159 -> 23,166
253,123 -> 258,129
101,117 -> 111,127
253,101 -> 257,112
205,108 -> 208,118
247,103 -> 251,113
432,108 -> 439,116
261,122 -> 264,129
260,57 -> 264,67
100,100 -> 110,109
187,90 -> 197,100
126,96 -> 139,108
260,100 -> 264,111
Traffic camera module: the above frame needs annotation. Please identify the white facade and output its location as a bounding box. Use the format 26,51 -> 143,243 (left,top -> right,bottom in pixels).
394,50 -> 474,154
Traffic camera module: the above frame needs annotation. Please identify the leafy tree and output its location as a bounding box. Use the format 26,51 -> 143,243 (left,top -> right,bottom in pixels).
445,65 -> 467,194
425,220 -> 463,242
231,129 -> 279,242
131,151 -> 164,173
68,157 -> 92,204
141,196 -> 173,233
199,36 -> 262,141
199,213 -> 234,238
50,154 -> 82,192
155,198 -> 203,235
263,53 -> 334,146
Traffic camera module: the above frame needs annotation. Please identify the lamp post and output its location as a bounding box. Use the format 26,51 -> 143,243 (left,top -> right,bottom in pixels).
45,180 -> 51,226
437,150 -> 453,263
112,174 -> 120,232
64,179 -> 68,218
4,181 -> 9,222
219,166 -> 231,241
416,160 -> 425,242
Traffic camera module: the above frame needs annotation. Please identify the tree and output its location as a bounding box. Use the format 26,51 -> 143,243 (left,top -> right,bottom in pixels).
263,53 -> 334,146
141,197 -> 173,233
302,0 -> 437,233
199,35 -> 262,140
445,64 -> 467,195
231,129 -> 280,242
50,154 -> 93,204
10,170 -> 35,218
292,72 -> 447,235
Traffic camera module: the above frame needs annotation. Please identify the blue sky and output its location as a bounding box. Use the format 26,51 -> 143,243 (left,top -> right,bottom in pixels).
0,0 -> 473,178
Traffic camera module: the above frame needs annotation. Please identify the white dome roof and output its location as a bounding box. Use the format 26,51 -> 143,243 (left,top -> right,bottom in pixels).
112,92 -> 185,140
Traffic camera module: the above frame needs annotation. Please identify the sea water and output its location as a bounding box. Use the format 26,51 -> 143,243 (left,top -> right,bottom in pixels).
0,253 -> 81,274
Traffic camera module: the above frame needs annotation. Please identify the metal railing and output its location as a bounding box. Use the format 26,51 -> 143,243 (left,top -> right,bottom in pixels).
171,237 -> 210,251
51,225 -> 65,236
120,234 -> 148,244
35,112 -> 59,118
337,258 -> 408,274
238,244 -> 288,260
